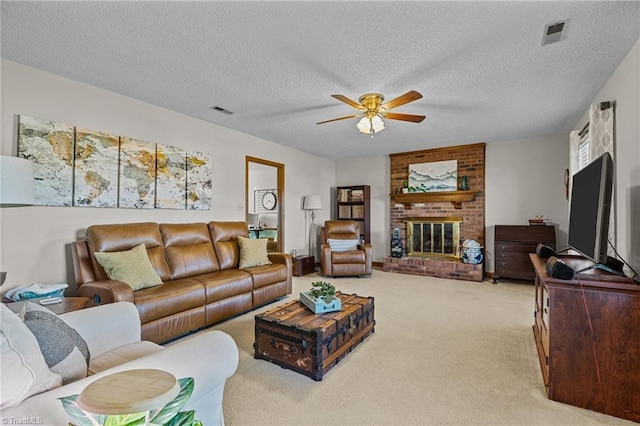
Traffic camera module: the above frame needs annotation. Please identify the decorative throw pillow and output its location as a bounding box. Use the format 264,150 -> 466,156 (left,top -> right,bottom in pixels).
237,236 -> 272,268
0,304 -> 61,409
94,243 -> 163,291
19,302 -> 90,385
327,238 -> 359,252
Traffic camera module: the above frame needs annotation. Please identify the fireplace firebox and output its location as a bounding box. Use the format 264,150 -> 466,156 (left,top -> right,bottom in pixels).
406,217 -> 462,259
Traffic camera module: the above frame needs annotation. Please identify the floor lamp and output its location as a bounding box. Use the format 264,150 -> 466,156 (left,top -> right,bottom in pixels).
0,156 -> 35,285
302,195 -> 322,260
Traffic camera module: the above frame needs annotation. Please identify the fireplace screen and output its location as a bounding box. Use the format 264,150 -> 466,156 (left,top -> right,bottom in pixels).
406,217 -> 462,259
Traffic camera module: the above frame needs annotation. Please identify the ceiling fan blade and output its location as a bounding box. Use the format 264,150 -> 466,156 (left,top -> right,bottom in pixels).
331,94 -> 365,110
385,112 -> 426,123
316,114 -> 360,125
381,90 -> 423,110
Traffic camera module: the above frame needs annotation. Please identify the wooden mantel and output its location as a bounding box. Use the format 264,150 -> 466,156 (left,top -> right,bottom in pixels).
390,190 -> 478,209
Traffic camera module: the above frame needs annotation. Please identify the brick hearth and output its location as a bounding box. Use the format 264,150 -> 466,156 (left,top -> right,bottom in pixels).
383,256 -> 484,282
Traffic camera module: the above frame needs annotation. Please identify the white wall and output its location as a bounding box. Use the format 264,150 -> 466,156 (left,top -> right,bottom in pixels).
573,38 -> 639,275
485,135 -> 569,271
0,60 -> 335,291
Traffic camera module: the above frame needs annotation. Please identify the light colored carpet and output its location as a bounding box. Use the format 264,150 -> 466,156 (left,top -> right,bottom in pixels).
204,271 -> 633,425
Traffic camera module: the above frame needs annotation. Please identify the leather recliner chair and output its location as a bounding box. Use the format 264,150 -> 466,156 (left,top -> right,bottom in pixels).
320,220 -> 372,277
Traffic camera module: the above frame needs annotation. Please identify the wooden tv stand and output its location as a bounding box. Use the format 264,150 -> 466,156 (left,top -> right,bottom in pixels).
530,254 -> 640,422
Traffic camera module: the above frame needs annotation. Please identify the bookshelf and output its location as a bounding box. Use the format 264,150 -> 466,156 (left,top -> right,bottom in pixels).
336,185 -> 370,243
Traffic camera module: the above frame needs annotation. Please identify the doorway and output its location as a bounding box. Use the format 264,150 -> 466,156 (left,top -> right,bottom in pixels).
245,156 -> 285,253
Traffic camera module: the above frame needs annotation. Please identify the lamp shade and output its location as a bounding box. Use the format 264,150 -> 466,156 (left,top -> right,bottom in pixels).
0,156 -> 35,207
371,115 -> 385,132
302,195 -> 322,210
356,117 -> 371,134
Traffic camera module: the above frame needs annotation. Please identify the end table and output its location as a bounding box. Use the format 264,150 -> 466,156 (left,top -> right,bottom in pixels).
77,369 -> 179,425
3,296 -> 88,315
293,255 -> 315,276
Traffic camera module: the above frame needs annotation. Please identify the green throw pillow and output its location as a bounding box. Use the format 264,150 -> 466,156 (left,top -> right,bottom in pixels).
94,244 -> 163,291
237,236 -> 272,268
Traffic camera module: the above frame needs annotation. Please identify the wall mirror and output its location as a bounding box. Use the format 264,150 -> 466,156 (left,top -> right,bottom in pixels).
245,156 -> 285,253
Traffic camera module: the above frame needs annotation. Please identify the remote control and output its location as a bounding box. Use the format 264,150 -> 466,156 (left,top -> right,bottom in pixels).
40,297 -> 62,305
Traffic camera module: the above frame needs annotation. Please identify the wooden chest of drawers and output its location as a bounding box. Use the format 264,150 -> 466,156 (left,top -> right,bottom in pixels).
494,225 -> 555,282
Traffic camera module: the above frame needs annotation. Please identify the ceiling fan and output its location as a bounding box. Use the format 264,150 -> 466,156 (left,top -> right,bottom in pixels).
317,90 -> 425,137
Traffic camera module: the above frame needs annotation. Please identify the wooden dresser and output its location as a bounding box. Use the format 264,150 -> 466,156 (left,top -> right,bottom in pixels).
530,254 -> 639,422
493,225 -> 555,282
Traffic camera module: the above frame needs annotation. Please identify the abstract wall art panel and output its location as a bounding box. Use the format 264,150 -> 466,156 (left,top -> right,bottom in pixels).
18,115 -> 74,206
118,137 -> 156,209
15,115 -> 213,211
73,128 -> 120,207
186,151 -> 212,210
156,143 -> 187,209
408,160 -> 457,192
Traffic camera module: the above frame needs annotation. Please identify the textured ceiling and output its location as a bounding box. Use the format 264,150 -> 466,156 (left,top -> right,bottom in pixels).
2,1 -> 639,161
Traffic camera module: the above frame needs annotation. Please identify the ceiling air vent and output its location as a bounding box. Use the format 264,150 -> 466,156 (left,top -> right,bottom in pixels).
209,105 -> 234,115
542,20 -> 568,46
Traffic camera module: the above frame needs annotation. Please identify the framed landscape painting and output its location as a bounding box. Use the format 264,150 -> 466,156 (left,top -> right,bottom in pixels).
408,160 -> 457,192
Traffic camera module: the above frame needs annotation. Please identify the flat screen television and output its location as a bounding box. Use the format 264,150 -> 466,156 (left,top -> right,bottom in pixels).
567,152 -> 614,265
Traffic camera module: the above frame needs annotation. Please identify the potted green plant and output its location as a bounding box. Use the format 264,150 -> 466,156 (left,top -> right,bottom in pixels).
308,281 -> 336,303
300,281 -> 341,314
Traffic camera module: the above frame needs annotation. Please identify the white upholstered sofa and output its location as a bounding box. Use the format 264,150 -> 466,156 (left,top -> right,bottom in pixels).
0,302 -> 239,425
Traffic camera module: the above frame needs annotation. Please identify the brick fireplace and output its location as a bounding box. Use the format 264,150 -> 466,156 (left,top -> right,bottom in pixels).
383,143 -> 485,281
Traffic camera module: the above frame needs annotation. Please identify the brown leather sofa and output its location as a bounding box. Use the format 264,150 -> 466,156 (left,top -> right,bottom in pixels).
320,220 -> 373,277
71,221 -> 291,343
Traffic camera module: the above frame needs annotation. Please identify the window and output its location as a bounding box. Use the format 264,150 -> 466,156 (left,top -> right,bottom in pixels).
577,126 -> 590,171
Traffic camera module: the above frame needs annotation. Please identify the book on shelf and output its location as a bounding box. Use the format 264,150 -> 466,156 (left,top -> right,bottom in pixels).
338,205 -> 351,218
351,205 -> 364,219
350,189 -> 364,201
338,188 -> 351,202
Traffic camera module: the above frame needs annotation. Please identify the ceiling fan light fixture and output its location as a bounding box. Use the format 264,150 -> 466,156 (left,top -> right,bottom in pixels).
357,114 -> 385,136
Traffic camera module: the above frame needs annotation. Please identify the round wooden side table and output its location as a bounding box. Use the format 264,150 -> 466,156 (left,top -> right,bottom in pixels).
76,369 -> 179,425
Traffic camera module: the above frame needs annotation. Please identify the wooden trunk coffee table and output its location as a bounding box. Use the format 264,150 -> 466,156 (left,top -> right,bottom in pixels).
254,292 -> 375,381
